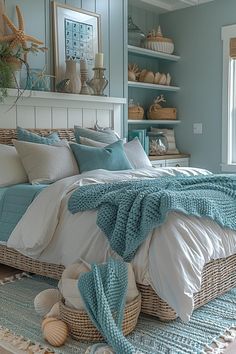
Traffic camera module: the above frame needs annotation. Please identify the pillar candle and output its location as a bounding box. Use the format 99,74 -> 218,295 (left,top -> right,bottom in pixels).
94,53 -> 104,68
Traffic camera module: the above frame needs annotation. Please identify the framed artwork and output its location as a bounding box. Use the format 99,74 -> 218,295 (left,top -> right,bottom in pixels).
52,2 -> 101,84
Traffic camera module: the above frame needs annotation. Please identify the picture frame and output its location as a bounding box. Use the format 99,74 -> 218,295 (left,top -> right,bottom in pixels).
52,1 -> 101,85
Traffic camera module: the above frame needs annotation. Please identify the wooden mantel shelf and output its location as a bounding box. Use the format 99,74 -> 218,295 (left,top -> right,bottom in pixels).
7,89 -> 126,105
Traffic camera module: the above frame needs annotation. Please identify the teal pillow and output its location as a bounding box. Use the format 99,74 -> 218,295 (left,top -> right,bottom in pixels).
70,140 -> 133,173
74,126 -> 118,144
17,127 -> 60,145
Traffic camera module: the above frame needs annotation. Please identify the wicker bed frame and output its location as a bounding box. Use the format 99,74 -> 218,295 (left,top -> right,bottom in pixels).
1,128 -> 236,321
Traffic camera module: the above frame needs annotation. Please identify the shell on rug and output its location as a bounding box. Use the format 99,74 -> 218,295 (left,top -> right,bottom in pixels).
42,317 -> 68,347
85,344 -> 114,354
34,288 -> 61,317
45,302 -> 60,319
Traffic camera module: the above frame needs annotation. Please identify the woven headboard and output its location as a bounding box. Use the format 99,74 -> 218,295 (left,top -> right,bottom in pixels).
0,129 -> 75,145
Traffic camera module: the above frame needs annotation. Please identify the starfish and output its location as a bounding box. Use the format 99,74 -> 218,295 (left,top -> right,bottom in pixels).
0,5 -> 44,61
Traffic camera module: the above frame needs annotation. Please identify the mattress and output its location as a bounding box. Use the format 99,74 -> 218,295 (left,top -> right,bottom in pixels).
0,184 -> 46,243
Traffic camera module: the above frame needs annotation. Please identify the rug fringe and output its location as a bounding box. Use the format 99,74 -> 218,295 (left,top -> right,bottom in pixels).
0,272 -> 30,285
200,325 -> 236,353
0,325 -> 54,353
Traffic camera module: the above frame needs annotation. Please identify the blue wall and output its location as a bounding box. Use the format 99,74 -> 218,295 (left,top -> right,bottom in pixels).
160,0 -> 236,172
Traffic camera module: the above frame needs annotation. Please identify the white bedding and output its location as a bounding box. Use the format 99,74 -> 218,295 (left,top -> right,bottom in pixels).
7,167 -> 236,321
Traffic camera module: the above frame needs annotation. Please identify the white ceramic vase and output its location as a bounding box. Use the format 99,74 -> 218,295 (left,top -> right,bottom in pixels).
64,60 -> 81,94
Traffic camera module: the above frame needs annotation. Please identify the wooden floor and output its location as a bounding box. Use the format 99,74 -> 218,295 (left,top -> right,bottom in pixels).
0,265 -> 236,353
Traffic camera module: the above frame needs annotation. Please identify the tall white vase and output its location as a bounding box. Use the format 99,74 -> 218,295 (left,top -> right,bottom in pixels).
64,60 -> 81,94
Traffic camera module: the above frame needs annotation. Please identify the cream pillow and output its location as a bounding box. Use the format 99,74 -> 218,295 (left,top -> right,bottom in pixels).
79,136 -> 152,169
0,145 -> 28,186
13,140 -> 79,184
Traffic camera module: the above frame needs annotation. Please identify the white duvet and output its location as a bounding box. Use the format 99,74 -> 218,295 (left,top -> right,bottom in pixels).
7,167 -> 236,321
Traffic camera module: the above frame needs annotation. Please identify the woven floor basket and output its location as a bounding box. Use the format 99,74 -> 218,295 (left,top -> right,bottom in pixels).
1,129 -> 236,321
59,295 -> 141,341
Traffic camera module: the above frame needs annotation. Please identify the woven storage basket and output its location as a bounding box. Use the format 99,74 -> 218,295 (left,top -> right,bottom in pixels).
128,106 -> 144,120
59,295 -> 141,341
148,108 -> 177,120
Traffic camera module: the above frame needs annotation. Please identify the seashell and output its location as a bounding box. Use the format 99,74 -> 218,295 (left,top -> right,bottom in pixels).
142,71 -> 154,84
45,302 -> 60,319
34,289 -> 61,317
139,69 -> 147,82
159,73 -> 167,85
128,63 -> 140,81
154,72 -> 161,84
128,70 -> 136,81
166,73 -> 171,86
85,344 -> 114,354
42,317 -> 68,347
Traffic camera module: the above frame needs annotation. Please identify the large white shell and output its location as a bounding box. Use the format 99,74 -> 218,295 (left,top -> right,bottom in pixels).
45,302 -> 60,319
85,344 -> 114,354
42,317 -> 68,347
34,289 -> 61,317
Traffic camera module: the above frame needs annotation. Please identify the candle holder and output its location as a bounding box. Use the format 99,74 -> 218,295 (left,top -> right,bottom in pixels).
88,67 -> 108,96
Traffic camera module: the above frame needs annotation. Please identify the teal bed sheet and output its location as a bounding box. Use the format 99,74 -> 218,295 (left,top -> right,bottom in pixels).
0,184 -> 46,243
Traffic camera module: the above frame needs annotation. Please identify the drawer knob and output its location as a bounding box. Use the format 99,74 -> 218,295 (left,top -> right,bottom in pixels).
175,163 -> 180,167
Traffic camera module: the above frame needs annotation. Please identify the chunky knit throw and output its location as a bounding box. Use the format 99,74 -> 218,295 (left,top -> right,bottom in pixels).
69,174 -> 236,261
78,259 -> 138,354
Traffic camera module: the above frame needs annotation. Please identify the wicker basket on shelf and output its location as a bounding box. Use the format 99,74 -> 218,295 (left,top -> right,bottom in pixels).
148,95 -> 177,120
128,101 -> 144,120
59,295 -> 141,342
143,26 -> 174,54
148,107 -> 177,120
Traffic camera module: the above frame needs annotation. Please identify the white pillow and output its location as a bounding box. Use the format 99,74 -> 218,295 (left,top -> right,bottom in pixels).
13,140 -> 79,184
0,145 -> 28,187
79,136 -> 152,169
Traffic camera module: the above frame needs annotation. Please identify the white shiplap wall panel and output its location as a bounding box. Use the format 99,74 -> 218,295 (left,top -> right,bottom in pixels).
68,108 -> 83,128
0,91 -> 125,136
52,108 -> 68,128
82,109 -> 97,127
35,107 -> 52,128
96,109 -> 110,127
16,106 -> 35,128
0,105 -> 16,128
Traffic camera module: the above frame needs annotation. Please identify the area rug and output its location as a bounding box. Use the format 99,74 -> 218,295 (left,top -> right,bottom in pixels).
0,274 -> 236,354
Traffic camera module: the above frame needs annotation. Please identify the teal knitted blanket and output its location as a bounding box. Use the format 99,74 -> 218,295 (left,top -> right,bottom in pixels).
68,174 -> 236,261
78,259 -> 137,354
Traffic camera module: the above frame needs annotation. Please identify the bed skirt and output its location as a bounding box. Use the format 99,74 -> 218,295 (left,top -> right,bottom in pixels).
1,245 -> 236,321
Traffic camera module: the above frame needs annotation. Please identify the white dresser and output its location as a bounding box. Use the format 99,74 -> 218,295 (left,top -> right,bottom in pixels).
149,154 -> 190,168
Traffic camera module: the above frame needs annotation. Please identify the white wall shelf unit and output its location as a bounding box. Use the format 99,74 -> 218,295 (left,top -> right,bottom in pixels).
128,81 -> 180,91
128,45 -> 180,61
128,119 -> 181,125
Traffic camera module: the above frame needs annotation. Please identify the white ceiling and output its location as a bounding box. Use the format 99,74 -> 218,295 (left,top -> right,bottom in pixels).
131,0 -> 215,12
